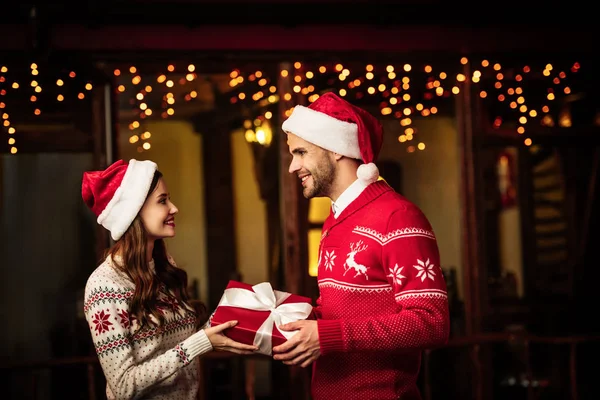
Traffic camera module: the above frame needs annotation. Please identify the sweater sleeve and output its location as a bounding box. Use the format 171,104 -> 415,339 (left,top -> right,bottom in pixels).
312,296 -> 323,319
84,276 -> 213,399
318,208 -> 450,354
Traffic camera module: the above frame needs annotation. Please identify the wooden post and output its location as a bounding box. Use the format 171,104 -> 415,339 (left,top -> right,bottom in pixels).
91,81 -> 111,259
569,342 -> 578,400
456,60 -> 483,337
245,96 -> 282,288
276,61 -> 311,400
201,124 -> 238,310
456,59 -> 489,400
0,144 -> 3,213
277,62 -> 309,298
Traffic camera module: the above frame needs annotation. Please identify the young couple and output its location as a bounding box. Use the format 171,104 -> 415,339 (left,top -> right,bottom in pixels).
83,92 -> 449,399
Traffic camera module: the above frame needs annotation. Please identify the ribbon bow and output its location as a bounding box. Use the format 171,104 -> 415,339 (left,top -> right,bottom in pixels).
216,282 -> 313,355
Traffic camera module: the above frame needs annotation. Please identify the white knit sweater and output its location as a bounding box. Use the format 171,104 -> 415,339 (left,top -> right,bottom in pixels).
84,255 -> 213,399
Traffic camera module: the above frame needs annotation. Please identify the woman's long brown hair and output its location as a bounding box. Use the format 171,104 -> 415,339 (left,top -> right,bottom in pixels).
105,170 -> 206,329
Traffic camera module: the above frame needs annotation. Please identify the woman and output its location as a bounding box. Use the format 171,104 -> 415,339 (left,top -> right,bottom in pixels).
82,159 -> 256,399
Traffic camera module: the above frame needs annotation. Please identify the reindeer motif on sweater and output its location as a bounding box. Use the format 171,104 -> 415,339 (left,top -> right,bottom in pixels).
343,240 -> 369,280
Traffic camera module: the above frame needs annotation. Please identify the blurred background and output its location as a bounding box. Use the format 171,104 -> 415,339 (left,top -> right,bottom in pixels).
1,1 -> 599,399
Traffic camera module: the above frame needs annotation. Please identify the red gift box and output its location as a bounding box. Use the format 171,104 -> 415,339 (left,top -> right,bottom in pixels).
210,280 -> 314,356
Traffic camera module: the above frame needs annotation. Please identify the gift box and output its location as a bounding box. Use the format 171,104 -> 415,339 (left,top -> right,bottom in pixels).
210,280 -> 314,356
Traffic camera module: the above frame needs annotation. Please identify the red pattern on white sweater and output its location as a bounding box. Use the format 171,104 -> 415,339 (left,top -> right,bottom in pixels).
83,256 -> 213,399
313,181 -> 449,400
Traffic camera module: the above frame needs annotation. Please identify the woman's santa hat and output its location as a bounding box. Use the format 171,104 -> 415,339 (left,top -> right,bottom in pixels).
281,92 -> 384,184
82,159 -> 157,241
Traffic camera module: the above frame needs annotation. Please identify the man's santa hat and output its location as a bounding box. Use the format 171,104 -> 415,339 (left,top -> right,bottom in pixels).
82,159 -> 157,241
281,92 -> 384,184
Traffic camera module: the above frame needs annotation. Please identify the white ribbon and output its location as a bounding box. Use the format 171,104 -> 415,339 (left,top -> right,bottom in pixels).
216,282 -> 313,355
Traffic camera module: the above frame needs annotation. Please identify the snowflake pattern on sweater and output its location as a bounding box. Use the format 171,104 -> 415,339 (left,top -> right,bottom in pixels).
313,181 -> 450,400
84,256 -> 213,400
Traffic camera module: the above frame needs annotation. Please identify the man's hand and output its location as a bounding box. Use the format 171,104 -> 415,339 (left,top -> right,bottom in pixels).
272,320 -> 320,368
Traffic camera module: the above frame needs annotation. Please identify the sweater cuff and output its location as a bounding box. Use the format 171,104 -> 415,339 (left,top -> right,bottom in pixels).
317,319 -> 345,354
182,329 -> 213,360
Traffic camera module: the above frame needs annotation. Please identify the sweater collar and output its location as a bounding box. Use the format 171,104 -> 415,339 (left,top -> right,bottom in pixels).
109,254 -> 156,274
325,180 -> 392,228
332,179 -> 369,218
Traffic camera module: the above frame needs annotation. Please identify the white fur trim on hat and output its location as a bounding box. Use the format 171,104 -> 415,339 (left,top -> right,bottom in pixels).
282,105 -> 361,159
97,159 -> 158,241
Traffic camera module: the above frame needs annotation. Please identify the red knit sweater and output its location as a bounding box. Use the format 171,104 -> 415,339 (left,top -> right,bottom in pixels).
313,181 -> 449,400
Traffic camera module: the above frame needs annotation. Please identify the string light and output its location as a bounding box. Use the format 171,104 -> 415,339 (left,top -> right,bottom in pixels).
0,59 -> 587,154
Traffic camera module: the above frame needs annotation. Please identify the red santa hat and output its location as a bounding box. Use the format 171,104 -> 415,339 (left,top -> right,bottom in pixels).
281,92 -> 384,184
82,159 -> 157,241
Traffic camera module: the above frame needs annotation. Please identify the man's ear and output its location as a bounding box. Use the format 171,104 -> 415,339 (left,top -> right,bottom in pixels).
333,152 -> 344,161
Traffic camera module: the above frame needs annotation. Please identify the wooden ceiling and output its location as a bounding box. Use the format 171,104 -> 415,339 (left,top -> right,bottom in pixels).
3,1 -> 560,27
1,1 -> 597,55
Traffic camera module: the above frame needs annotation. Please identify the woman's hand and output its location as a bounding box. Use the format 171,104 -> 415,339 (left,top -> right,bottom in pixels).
204,320 -> 258,355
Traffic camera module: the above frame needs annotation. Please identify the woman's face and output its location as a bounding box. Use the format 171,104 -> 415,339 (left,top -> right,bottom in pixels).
139,178 -> 178,241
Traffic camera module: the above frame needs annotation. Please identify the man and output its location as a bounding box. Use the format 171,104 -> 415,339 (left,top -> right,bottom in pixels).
271,92 -> 450,399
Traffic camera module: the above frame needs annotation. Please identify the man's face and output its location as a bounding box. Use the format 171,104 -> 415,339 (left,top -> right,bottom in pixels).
287,133 -> 336,199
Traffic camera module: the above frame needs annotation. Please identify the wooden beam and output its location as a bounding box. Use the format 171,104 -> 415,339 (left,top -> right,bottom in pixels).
456,59 -> 495,400
91,84 -> 111,256
57,25 -> 599,53
277,62 -> 309,298
0,142 -> 3,211
200,119 -> 239,310
276,61 -> 311,400
246,133 -> 281,286
3,2 -> 593,28
579,149 -> 599,263
457,62 -> 484,336
1,23 -> 597,54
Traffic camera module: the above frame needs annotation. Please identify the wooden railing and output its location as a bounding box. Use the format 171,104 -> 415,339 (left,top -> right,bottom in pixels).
2,333 -> 599,399
0,355 -> 100,400
422,333 -> 600,400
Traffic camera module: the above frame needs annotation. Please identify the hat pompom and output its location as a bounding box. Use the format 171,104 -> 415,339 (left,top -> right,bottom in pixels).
357,162 -> 379,184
